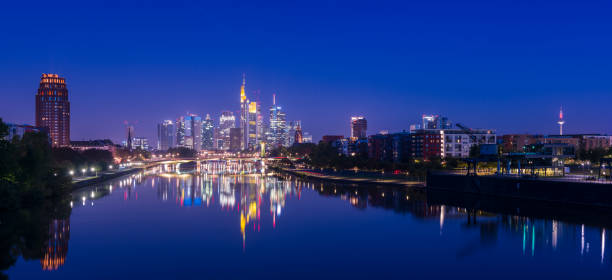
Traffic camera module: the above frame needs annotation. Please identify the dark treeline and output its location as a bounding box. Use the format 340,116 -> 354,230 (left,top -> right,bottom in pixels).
0,119 -> 72,208
577,146 -> 612,163
271,142 -> 458,177
0,118 -> 73,279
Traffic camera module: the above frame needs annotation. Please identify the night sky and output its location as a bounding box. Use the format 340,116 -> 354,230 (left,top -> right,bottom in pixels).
1,0 -> 611,144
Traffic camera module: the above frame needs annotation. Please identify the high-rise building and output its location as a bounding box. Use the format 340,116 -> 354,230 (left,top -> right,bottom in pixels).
294,122 -> 303,145
229,127 -> 242,152
422,114 -> 452,130
176,116 -> 186,148
239,74 -> 248,151
268,95 -> 287,148
176,114 -> 202,151
185,114 -> 202,152
157,120 -> 174,150
219,111 -> 236,150
36,74 -> 70,146
286,120 -> 301,146
247,101 -> 260,150
202,114 -> 214,150
350,116 -> 367,138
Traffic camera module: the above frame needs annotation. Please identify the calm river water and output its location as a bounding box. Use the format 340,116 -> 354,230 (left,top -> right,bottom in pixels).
5,167 -> 612,279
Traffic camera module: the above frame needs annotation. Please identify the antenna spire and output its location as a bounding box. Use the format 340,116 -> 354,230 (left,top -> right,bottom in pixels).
557,106 -> 565,135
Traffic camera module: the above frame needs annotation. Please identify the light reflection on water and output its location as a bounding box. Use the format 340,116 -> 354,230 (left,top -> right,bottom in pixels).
7,166 -> 612,279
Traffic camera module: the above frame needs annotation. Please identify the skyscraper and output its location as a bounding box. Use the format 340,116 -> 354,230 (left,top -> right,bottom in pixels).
350,116 -> 367,138
185,114 -> 202,152
422,114 -> 452,130
36,74 -> 70,146
202,114 -> 214,150
219,111 -> 236,150
229,127 -> 242,152
157,120 -> 174,150
176,116 -> 186,148
176,114 -> 202,151
247,101 -> 260,150
268,95 -> 287,148
239,74 -> 248,150
294,121 -> 303,145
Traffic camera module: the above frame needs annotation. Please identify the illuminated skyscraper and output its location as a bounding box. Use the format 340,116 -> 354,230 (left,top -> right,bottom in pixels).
202,114 -> 214,150
350,116 -> 367,138
247,101 -> 260,150
36,74 -> 70,146
294,121 -> 303,145
185,114 -> 202,152
422,114 -> 452,130
268,95 -> 287,148
176,116 -> 186,147
157,120 -> 174,150
176,114 -> 202,151
239,74 -> 248,150
219,111 -> 236,150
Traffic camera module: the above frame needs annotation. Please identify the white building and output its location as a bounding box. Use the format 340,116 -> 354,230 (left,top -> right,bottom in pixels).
441,129 -> 496,158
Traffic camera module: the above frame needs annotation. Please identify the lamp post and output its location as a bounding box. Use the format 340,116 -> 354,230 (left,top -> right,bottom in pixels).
91,167 -> 97,177
81,168 -> 87,177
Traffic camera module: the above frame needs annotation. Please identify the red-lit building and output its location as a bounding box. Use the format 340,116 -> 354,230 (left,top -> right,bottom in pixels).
410,130 -> 442,159
350,116 -> 367,138
36,74 -> 70,146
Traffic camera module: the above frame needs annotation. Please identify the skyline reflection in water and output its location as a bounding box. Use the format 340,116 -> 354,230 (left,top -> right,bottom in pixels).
6,166 -> 612,279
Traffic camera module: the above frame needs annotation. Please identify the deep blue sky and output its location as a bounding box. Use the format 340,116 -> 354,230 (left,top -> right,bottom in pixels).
1,0 -> 611,143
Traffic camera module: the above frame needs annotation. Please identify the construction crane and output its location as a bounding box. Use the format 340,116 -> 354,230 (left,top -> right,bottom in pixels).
455,123 -> 482,144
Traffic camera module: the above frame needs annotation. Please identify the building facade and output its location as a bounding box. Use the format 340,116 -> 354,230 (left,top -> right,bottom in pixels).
157,120 -> 174,151
36,74 -> 70,146
219,111 -> 235,150
268,101 -> 287,148
4,123 -> 48,142
441,129 -> 496,158
202,114 -> 214,150
132,137 -> 149,151
350,116 -> 367,138
229,127 -> 242,152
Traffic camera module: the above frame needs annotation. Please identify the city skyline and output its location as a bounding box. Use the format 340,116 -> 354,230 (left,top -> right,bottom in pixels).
2,1 -> 612,144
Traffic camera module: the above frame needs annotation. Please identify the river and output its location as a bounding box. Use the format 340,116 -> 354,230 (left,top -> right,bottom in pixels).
5,166 -> 612,279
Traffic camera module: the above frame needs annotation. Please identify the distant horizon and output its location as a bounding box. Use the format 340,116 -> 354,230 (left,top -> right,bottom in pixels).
2,1 -> 611,144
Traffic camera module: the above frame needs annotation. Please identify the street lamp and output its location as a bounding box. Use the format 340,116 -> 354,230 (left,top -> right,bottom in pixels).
81,168 -> 87,176
91,167 -> 97,177
69,170 -> 74,176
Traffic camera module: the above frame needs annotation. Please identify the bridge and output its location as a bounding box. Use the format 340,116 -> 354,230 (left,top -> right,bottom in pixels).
145,157 -> 266,175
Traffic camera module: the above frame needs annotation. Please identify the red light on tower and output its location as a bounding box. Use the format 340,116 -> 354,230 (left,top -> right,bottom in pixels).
557,106 -> 565,135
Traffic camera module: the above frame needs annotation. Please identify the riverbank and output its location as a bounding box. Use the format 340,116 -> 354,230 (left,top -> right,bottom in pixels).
427,172 -> 612,208
71,167 -> 143,190
273,167 -> 425,188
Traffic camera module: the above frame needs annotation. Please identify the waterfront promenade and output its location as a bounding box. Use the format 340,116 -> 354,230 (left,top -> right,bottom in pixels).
276,167 -> 425,187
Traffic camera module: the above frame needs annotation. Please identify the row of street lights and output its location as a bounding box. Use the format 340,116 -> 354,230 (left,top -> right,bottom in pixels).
68,166 -> 108,178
